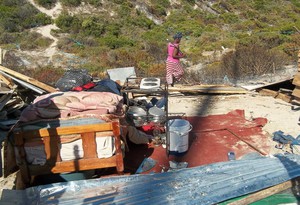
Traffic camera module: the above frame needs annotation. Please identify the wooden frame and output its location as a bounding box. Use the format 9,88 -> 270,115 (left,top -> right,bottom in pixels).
13,119 -> 124,188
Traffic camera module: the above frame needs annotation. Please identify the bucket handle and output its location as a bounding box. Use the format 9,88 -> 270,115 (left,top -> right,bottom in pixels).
169,124 -> 193,136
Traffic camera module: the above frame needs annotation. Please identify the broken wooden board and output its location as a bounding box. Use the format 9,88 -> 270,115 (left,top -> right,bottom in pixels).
292,85 -> 300,99
0,65 -> 56,93
292,72 -> 300,86
168,84 -> 248,94
258,88 -> 291,103
0,74 -> 14,89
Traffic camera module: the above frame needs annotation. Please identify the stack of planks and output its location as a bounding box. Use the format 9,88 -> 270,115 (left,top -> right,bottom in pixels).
258,88 -> 292,103
292,50 -> 300,102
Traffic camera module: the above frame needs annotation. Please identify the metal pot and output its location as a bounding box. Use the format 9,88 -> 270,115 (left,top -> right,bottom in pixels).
126,106 -> 147,127
148,106 -> 166,123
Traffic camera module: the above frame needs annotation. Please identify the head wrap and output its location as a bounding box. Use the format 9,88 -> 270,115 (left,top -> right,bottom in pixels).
173,32 -> 183,39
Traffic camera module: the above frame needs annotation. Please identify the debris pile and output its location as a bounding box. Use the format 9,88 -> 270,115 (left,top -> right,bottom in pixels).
0,65 -> 56,141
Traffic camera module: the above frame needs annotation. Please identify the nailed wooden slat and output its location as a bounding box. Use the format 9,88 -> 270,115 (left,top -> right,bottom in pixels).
81,132 -> 97,159
292,72 -> 300,86
0,65 -> 56,93
112,120 -> 124,172
28,156 -> 118,174
276,92 -> 291,103
292,85 -> 300,98
0,74 -> 14,88
14,123 -> 113,139
43,136 -> 61,163
258,89 -> 277,97
259,89 -> 291,103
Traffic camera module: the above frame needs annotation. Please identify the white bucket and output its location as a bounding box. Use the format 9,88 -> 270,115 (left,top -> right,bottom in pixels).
167,119 -> 193,155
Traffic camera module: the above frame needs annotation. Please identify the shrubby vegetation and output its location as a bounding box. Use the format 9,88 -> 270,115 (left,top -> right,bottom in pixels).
0,1 -> 51,32
36,0 -> 57,9
60,0 -> 81,7
1,0 -> 300,84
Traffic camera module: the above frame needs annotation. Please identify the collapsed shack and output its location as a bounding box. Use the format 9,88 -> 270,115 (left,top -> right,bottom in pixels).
0,65 -> 300,204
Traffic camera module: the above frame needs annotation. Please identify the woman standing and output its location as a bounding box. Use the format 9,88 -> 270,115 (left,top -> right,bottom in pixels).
166,32 -> 186,87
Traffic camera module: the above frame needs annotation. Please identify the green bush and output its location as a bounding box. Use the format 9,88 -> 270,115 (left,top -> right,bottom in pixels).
149,4 -> 167,16
55,12 -> 81,33
0,32 -> 17,44
291,0 -> 300,7
23,12 -> 52,28
36,0 -> 57,9
18,32 -> 53,50
84,0 -> 102,7
106,23 -> 121,37
61,0 -> 81,7
99,35 -> 134,49
0,2 -> 46,31
220,13 -> 239,24
81,17 -> 105,37
131,15 -> 154,29
111,0 -> 123,4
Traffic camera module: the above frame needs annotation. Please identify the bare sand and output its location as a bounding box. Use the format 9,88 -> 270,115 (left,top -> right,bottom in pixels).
168,92 -> 299,137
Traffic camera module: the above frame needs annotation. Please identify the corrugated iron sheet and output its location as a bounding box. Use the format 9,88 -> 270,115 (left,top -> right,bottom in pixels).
2,153 -> 300,204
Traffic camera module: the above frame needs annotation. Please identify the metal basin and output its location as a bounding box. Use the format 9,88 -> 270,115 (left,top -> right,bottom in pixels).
126,106 -> 147,127
148,106 -> 166,123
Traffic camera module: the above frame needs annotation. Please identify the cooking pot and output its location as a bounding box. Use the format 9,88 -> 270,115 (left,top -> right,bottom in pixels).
148,106 -> 166,123
126,106 -> 147,127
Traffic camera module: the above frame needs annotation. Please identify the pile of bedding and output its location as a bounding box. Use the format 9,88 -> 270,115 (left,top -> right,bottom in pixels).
19,91 -> 124,122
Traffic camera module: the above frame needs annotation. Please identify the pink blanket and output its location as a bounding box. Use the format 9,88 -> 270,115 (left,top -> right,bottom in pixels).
19,91 -> 123,122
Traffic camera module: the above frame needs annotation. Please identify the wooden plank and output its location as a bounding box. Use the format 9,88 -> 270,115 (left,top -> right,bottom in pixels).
28,156 -> 118,174
0,74 -> 14,88
112,121 -> 124,172
276,92 -> 291,103
292,86 -> 300,99
227,180 -> 293,205
0,65 -> 56,93
168,85 -> 248,94
81,132 -> 97,159
14,123 -> 113,139
292,72 -> 300,86
259,89 -> 291,103
258,89 -> 277,97
43,136 -> 61,163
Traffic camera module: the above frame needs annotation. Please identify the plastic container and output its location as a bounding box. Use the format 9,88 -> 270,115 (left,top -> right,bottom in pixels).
167,119 -> 193,156
228,151 -> 236,161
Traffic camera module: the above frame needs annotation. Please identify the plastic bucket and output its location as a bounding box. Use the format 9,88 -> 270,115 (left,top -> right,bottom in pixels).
167,119 -> 193,156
